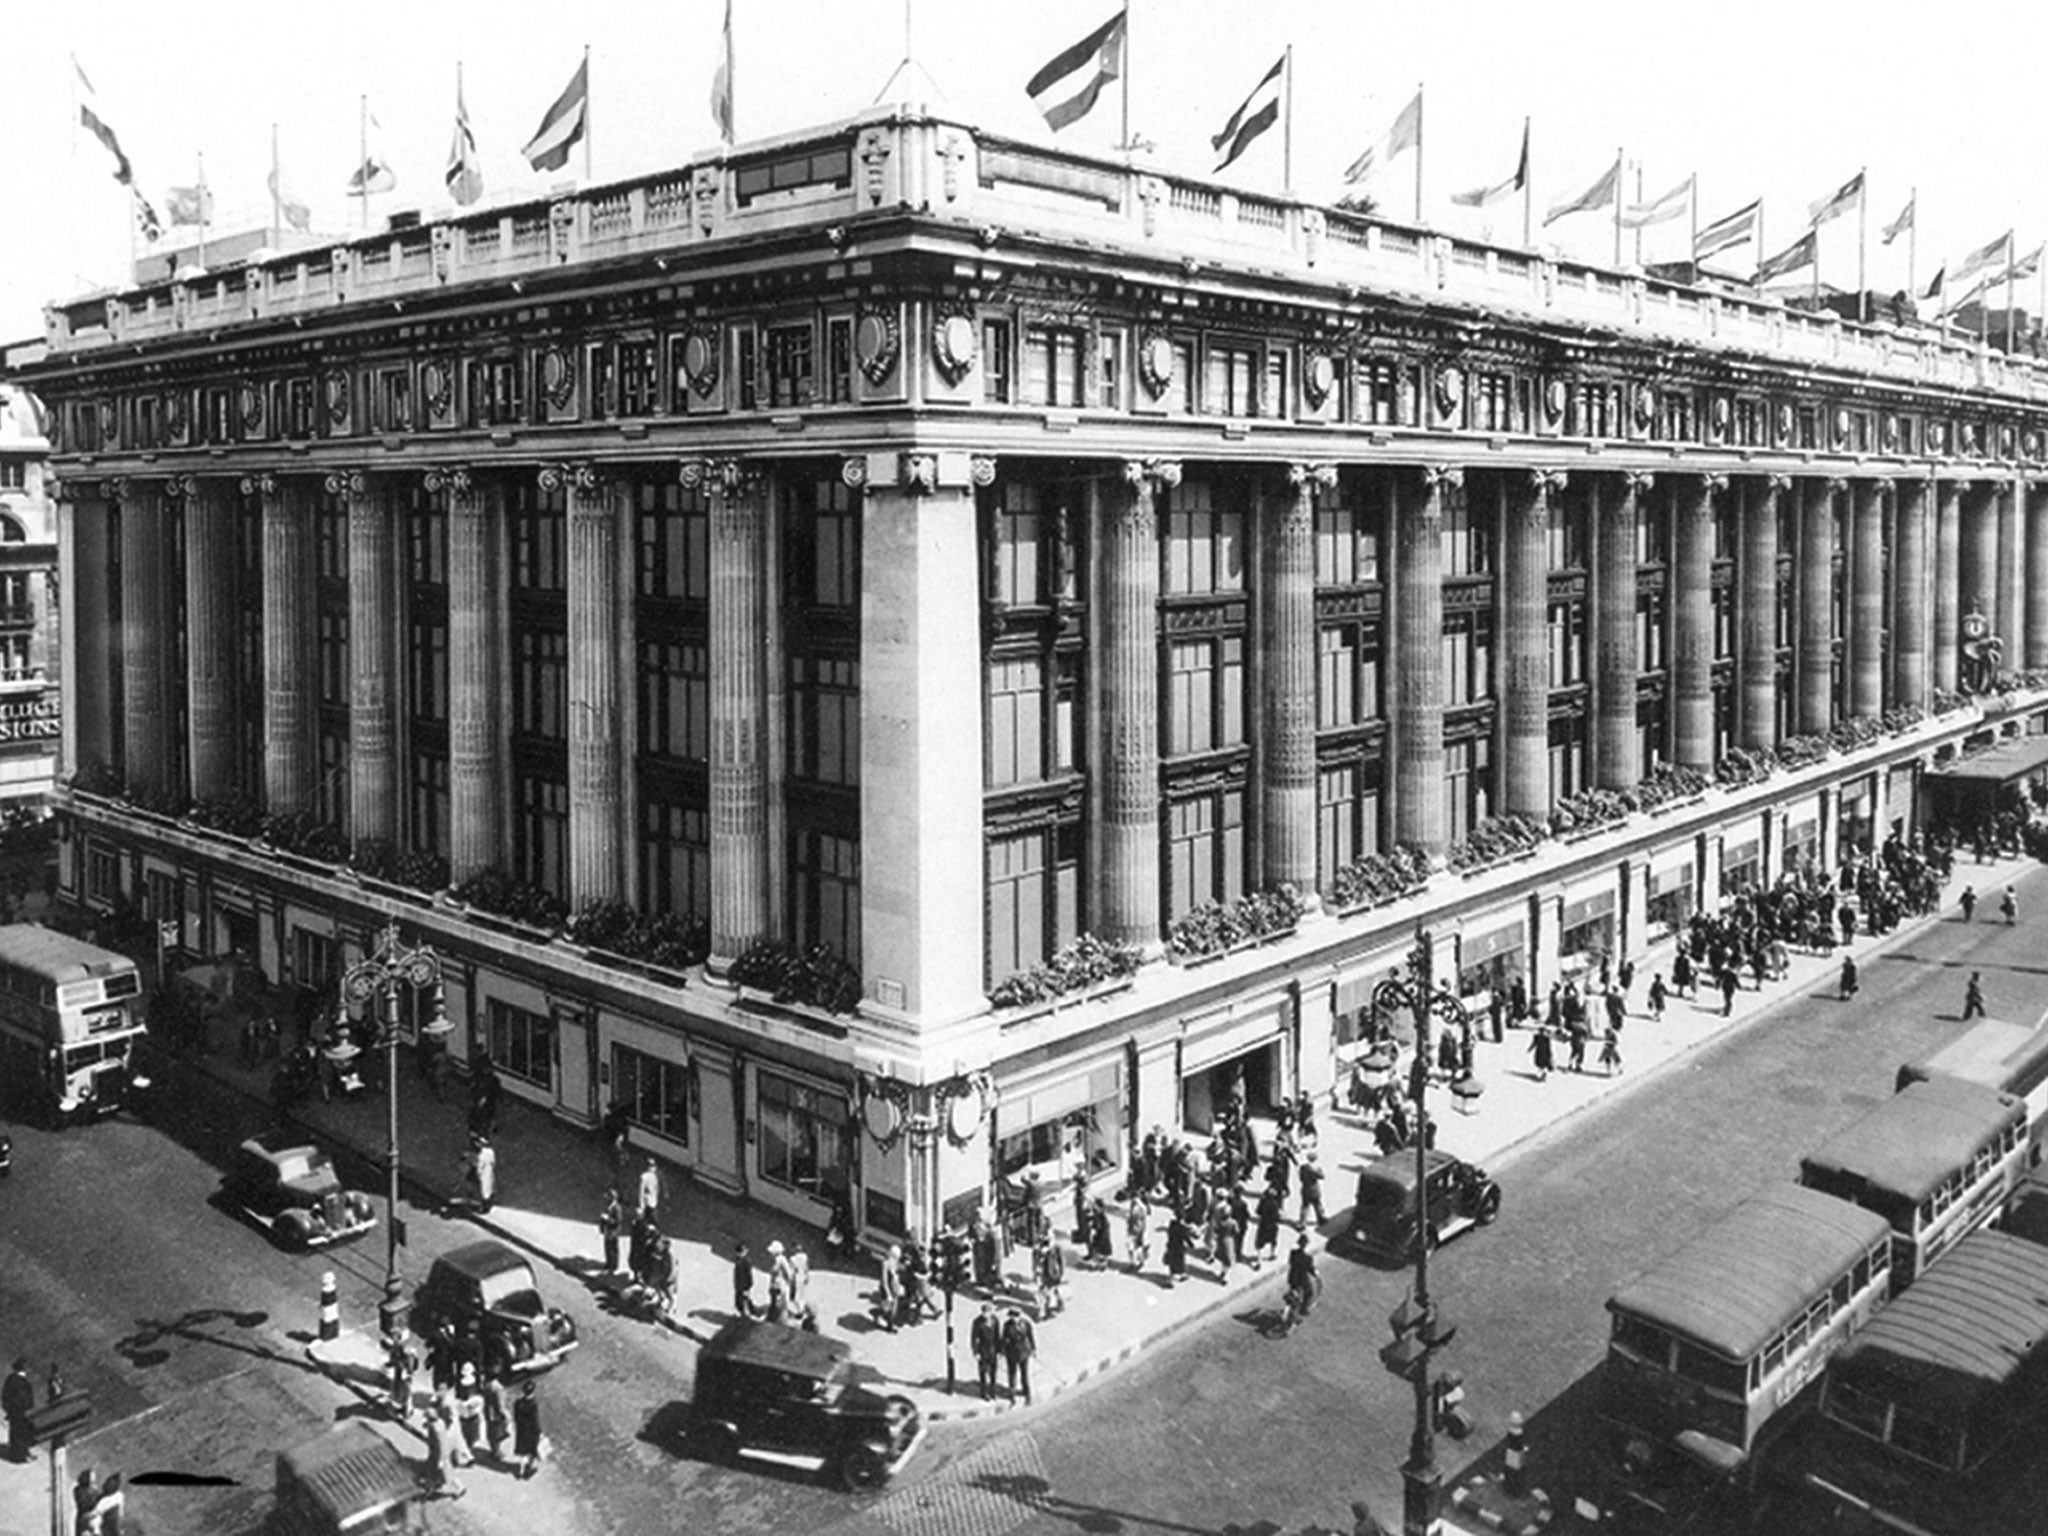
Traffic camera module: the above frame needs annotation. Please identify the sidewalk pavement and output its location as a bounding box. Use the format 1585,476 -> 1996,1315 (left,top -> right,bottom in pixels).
179,849 -> 2043,1427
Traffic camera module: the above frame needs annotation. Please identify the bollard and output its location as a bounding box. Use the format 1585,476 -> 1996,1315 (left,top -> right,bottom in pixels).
1503,1409 -> 1529,1496
319,1270 -> 341,1342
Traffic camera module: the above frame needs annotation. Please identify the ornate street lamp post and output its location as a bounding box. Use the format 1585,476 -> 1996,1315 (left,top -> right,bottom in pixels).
337,922 -> 449,1338
1373,928 -> 1471,1536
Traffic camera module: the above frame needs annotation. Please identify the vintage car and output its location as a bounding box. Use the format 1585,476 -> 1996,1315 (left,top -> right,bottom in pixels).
223,1139 -> 375,1249
1348,1146 -> 1502,1261
409,1239 -> 578,1376
689,1319 -> 924,1490
274,1423 -> 421,1535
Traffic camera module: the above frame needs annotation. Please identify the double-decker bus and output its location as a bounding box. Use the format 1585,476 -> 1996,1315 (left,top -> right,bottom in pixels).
1896,1016 -> 2048,1158
1780,1228 -> 2048,1534
1799,1076 -> 2029,1291
0,924 -> 149,1125
1603,1182 -> 1894,1492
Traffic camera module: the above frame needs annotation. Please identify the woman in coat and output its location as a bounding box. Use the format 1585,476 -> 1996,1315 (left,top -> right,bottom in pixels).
511,1381 -> 542,1480
1253,1183 -> 1284,1267
1529,1027 -> 1554,1082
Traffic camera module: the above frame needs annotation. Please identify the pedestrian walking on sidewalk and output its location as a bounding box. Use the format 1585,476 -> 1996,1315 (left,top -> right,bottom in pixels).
453,1366 -> 484,1463
1719,966 -> 1739,1016
1600,1029 -> 1622,1076
2003,885 -> 2018,925
74,1469 -> 99,1536
1567,1024 -> 1588,1075
877,1245 -> 904,1331
599,1190 -> 623,1275
426,1397 -> 468,1499
481,1370 -> 508,1464
510,1381 -> 543,1480
1085,1198 -> 1114,1269
5,1357 -> 32,1462
1839,956 -> 1859,1001
1647,974 -> 1667,1024
1965,971 -> 1988,1020
635,1157 -> 660,1219
732,1243 -> 757,1319
1618,958 -> 1635,998
1033,1233 -> 1066,1318
1000,1308 -> 1036,1403
468,1137 -> 496,1214
1126,1194 -> 1152,1274
1529,1028 -> 1553,1082
1253,1183 -> 1284,1266
1210,1196 -> 1239,1281
1961,886 -> 1978,922
384,1330 -> 419,1424
972,1209 -> 1004,1291
971,1302 -> 1002,1399
1297,1152 -> 1328,1229
1165,1211 -> 1190,1284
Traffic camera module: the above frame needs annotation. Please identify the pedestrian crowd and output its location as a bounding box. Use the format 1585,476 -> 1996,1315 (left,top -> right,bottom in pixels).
382,1313 -> 546,1499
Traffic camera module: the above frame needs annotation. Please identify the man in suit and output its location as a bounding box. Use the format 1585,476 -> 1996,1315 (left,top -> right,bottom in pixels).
1000,1307 -> 1037,1404
970,1302 -> 1002,1400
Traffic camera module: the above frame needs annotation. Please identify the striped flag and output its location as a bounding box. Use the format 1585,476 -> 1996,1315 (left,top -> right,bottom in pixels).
1806,170 -> 1863,228
1755,229 -> 1816,285
267,165 -> 312,232
1951,230 -> 2013,288
1025,10 -> 1126,133
1544,157 -> 1619,227
1620,176 -> 1691,230
1694,198 -> 1760,260
710,0 -> 736,144
1211,54 -> 1284,173
522,55 -> 590,173
1881,194 -> 1915,246
1343,90 -> 1421,185
1449,120 -> 1527,209
166,185 -> 214,226
74,55 -> 135,186
446,76 -> 483,206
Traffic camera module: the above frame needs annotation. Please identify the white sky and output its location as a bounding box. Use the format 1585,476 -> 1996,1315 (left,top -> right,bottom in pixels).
4,0 -> 2047,343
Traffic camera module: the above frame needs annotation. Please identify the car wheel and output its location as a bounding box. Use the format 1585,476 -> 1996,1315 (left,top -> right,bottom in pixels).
1475,1185 -> 1502,1225
840,1442 -> 889,1491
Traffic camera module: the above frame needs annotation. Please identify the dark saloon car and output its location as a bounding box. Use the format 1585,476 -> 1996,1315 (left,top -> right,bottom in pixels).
1348,1146 -> 1502,1261
223,1138 -> 375,1249
690,1319 -> 924,1490
409,1239 -> 578,1376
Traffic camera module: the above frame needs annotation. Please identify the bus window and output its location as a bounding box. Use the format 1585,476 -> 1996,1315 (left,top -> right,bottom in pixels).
1671,1341 -> 1749,1397
1609,1314 -> 1672,1369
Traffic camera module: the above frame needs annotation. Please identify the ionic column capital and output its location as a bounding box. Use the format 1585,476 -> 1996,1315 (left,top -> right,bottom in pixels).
1820,476 -> 1849,498
238,472 -> 278,500
1621,469 -> 1657,495
680,457 -> 757,499
1763,473 -> 1793,496
1122,458 -> 1183,491
1693,472 -> 1729,496
1287,462 -> 1339,496
323,470 -> 368,498
100,476 -> 130,503
1420,464 -> 1463,494
157,474 -> 197,500
538,462 -> 603,496
1527,468 -> 1568,496
422,466 -> 474,496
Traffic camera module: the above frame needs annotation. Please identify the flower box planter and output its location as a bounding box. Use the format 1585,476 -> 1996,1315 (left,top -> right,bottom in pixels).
458,905 -> 562,945
1334,883 -> 1427,920
996,977 -> 1134,1026
1559,821 -> 1622,844
1647,793 -> 1708,818
734,985 -> 853,1033
565,942 -> 693,991
1167,925 -> 1299,969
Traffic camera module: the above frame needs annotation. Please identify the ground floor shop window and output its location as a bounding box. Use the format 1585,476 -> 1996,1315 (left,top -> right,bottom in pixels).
1458,947 -> 1524,999
1560,914 -> 1613,967
1646,882 -> 1693,935
994,1065 -> 1123,1199
758,1070 -> 851,1198
486,999 -> 554,1091
612,1043 -> 692,1145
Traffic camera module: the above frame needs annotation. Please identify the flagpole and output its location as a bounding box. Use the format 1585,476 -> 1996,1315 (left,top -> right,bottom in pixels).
1412,82 -> 1424,225
1632,162 -> 1643,267
1281,45 -> 1293,195
269,124 -> 280,246
2006,248 -> 2016,355
1120,2 -> 1130,150
1856,166 -> 1867,323
1687,174 -> 1698,282
358,94 -> 368,230
582,45 -> 592,181
1522,118 -> 1533,249
1612,149 -> 1622,267
197,151 -> 209,269
1907,187 -> 1917,315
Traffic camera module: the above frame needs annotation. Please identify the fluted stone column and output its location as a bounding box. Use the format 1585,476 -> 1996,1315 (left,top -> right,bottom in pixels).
184,477 -> 240,801
1934,480 -> 1961,693
1100,459 -> 1175,950
1262,465 -> 1327,898
55,478 -> 115,780
338,472 -> 395,844
258,474 -> 317,815
1893,478 -> 1930,709
1596,471 -> 1647,789
1962,481 -> 1998,642
1997,479 -> 2021,666
1672,474 -> 1721,768
439,468 -> 503,881
1849,480 -> 1886,719
1739,476 -> 1787,751
2027,483 -> 2048,670
562,464 -> 624,907
1393,466 -> 1454,853
1797,477 -> 1841,735
1502,469 -> 1561,814
120,480 -> 175,802
700,458 -> 770,974
859,452 -> 988,1023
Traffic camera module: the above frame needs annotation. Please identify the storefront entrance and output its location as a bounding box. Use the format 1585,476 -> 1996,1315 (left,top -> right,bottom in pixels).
1181,1040 -> 1280,1135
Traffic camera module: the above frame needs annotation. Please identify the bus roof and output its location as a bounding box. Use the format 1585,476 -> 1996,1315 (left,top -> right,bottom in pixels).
1799,1078 -> 2025,1206
1896,1019 -> 2048,1096
0,924 -> 137,984
1607,1183 -> 1893,1361
1829,1229 -> 2048,1417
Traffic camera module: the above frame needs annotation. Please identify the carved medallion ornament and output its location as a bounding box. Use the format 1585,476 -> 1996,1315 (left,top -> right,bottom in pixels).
856,1071 -> 994,1154
1302,351 -> 1336,410
1137,332 -> 1176,399
854,307 -> 901,387
541,347 -> 577,411
239,381 -> 266,434
969,455 -> 998,488
930,308 -> 979,385
839,456 -> 868,490
1434,364 -> 1465,420
680,327 -> 723,398
420,360 -> 454,421
1543,378 -> 1568,427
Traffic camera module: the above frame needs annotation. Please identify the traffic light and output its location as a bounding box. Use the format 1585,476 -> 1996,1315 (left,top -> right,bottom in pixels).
1380,1293 -> 1455,1380
936,1231 -> 971,1294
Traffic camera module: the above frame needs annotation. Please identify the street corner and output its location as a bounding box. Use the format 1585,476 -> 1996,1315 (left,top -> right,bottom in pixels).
304,1330 -> 389,1393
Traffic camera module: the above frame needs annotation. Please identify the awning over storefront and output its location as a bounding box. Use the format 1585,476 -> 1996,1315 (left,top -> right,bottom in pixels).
1560,889 -> 1616,931
1723,839 -> 1760,868
1180,1006 -> 1285,1076
1927,734 -> 2048,789
1648,859 -> 1696,896
1460,922 -> 1526,967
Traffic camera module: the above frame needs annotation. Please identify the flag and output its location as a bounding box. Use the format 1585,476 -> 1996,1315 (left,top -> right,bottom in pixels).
1694,198 -> 1760,260
710,0 -> 736,143
1544,157 -> 1619,227
1806,170 -> 1863,228
523,55 -> 590,172
166,185 -> 214,226
1449,120 -> 1527,209
446,80 -> 483,206
268,165 -> 312,232
347,155 -> 395,195
1881,195 -> 1915,246
2010,244 -> 2043,283
1211,54 -> 1284,173
1951,230 -> 2013,288
1923,265 -> 1945,302
1620,176 -> 1690,230
1755,229 -> 1816,285
1343,89 -> 1421,185
1026,10 -> 1126,132
74,55 -> 135,186
133,187 -> 162,243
